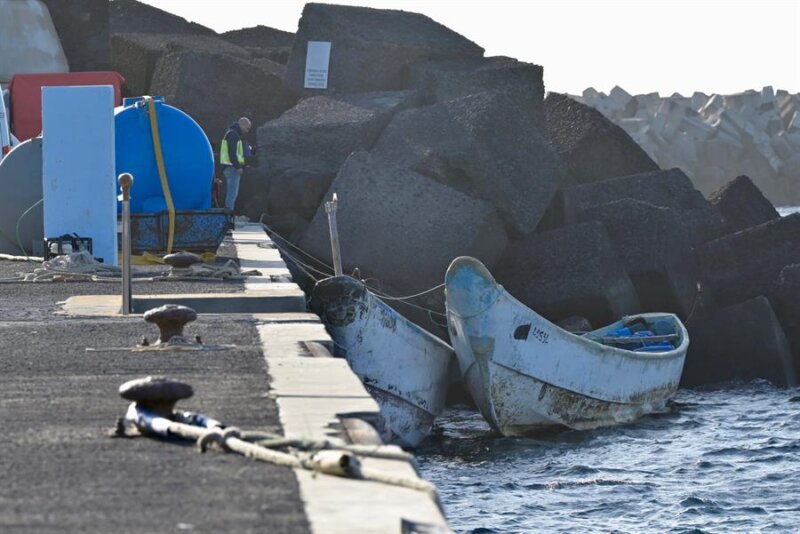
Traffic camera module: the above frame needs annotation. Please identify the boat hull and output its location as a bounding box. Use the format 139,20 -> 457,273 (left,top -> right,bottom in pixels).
312,276 -> 455,447
445,257 -> 688,435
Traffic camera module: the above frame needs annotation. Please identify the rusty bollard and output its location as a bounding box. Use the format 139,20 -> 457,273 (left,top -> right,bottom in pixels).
119,376 -> 193,417
143,304 -> 198,345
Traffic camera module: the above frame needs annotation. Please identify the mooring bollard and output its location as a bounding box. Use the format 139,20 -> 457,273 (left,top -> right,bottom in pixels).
143,304 -> 198,345
119,376 -> 194,417
119,173 -> 134,315
325,192 -> 343,276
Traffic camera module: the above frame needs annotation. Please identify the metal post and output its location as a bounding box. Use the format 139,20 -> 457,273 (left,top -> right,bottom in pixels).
325,193 -> 343,277
119,173 -> 134,315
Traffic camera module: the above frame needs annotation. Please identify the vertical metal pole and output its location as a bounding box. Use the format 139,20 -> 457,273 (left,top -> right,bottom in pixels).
325,193 -> 343,277
119,173 -> 134,315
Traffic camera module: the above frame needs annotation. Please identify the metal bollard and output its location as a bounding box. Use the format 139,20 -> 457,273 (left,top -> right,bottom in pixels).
119,173 -> 134,315
325,193 -> 343,277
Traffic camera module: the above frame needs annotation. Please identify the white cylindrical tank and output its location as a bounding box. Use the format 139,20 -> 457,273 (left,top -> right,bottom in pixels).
0,0 -> 69,84
0,137 -> 43,255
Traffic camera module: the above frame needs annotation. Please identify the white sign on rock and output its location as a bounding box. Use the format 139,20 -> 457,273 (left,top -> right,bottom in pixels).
304,41 -> 332,89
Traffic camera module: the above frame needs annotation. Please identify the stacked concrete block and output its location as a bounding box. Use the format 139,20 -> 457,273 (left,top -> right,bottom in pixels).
708,175 -> 779,234
544,93 -> 659,185
682,296 -> 795,388
495,221 -> 641,327
112,33 -> 252,97
239,91 -> 420,229
43,0 -> 111,71
298,151 -> 508,297
408,56 -> 545,128
149,47 -> 296,142
110,0 -> 216,35
573,199 -> 699,318
562,168 -> 728,244
285,3 -> 484,94
373,91 -> 564,237
700,214 -> 800,307
772,264 -> 800,372
576,85 -> 800,204
220,25 -> 295,65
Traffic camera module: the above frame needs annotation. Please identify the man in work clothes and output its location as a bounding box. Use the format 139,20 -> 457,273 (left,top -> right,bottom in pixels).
220,117 -> 252,211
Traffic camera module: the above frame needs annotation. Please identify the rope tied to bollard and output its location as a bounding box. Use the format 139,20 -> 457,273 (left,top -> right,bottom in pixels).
114,377 -> 438,499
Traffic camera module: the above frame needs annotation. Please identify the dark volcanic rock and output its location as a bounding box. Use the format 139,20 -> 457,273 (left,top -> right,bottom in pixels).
495,221 -> 641,327
708,175 -> 779,235
701,214 -> 800,307
112,33 -> 252,96
110,0 -> 216,36
682,296 -> 796,388
545,92 -> 659,185
43,0 -> 110,71
373,91 -> 564,237
772,264 -> 800,374
563,168 -> 727,244
238,90 -> 420,227
575,199 -> 699,317
298,151 -> 508,296
285,3 -> 484,94
149,47 -> 296,142
409,56 -> 545,127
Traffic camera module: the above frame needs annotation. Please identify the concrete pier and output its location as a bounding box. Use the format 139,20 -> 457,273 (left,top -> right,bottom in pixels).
0,223 -> 448,533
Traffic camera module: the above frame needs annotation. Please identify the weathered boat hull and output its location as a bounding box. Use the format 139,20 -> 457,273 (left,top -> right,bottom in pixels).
445,256 -> 688,435
311,276 -> 455,447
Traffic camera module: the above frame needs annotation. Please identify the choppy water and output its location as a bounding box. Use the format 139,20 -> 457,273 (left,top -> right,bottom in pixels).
417,383 -> 800,533
419,206 -> 800,532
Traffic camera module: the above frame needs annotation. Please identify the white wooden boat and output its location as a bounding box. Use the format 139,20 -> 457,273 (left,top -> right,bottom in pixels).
445,256 -> 689,435
311,276 -> 455,447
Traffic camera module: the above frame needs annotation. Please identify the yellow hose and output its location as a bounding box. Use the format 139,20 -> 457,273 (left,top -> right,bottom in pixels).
143,96 -> 175,254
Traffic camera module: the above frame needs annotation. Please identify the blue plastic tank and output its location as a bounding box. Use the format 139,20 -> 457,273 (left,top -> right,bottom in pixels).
115,97 -> 213,214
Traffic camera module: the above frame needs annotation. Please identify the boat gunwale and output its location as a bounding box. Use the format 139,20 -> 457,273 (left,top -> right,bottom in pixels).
445,257 -> 689,363
315,275 -> 455,353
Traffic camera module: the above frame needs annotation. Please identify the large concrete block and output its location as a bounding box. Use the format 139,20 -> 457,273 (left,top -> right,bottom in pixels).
544,93 -> 659,185
42,0 -> 110,71
112,33 -> 252,97
408,56 -> 545,127
149,48 -> 296,142
298,151 -> 508,294
238,90 -> 420,225
221,25 -> 294,49
772,264 -> 800,373
285,3 -> 483,94
682,296 -> 795,388
494,221 -> 641,327
563,168 -> 728,244
707,175 -> 779,234
220,25 -> 295,65
700,214 -> 800,306
574,199 -> 699,318
109,0 -> 215,35
373,91 -> 564,237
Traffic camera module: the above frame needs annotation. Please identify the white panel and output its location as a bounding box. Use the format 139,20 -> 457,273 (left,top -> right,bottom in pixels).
304,41 -> 332,89
42,85 -> 117,265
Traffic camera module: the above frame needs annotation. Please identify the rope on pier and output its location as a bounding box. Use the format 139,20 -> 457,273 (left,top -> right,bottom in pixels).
119,411 -> 437,498
0,251 -> 258,283
259,220 -> 449,324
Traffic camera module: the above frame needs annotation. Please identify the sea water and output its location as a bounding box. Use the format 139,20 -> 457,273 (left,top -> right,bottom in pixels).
417,208 -> 800,533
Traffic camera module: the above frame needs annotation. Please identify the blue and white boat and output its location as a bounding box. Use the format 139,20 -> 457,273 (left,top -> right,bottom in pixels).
312,276 -> 455,447
445,256 -> 689,436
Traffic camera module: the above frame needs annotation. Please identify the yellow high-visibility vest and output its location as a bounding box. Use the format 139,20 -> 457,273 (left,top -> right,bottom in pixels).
220,132 -> 245,166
